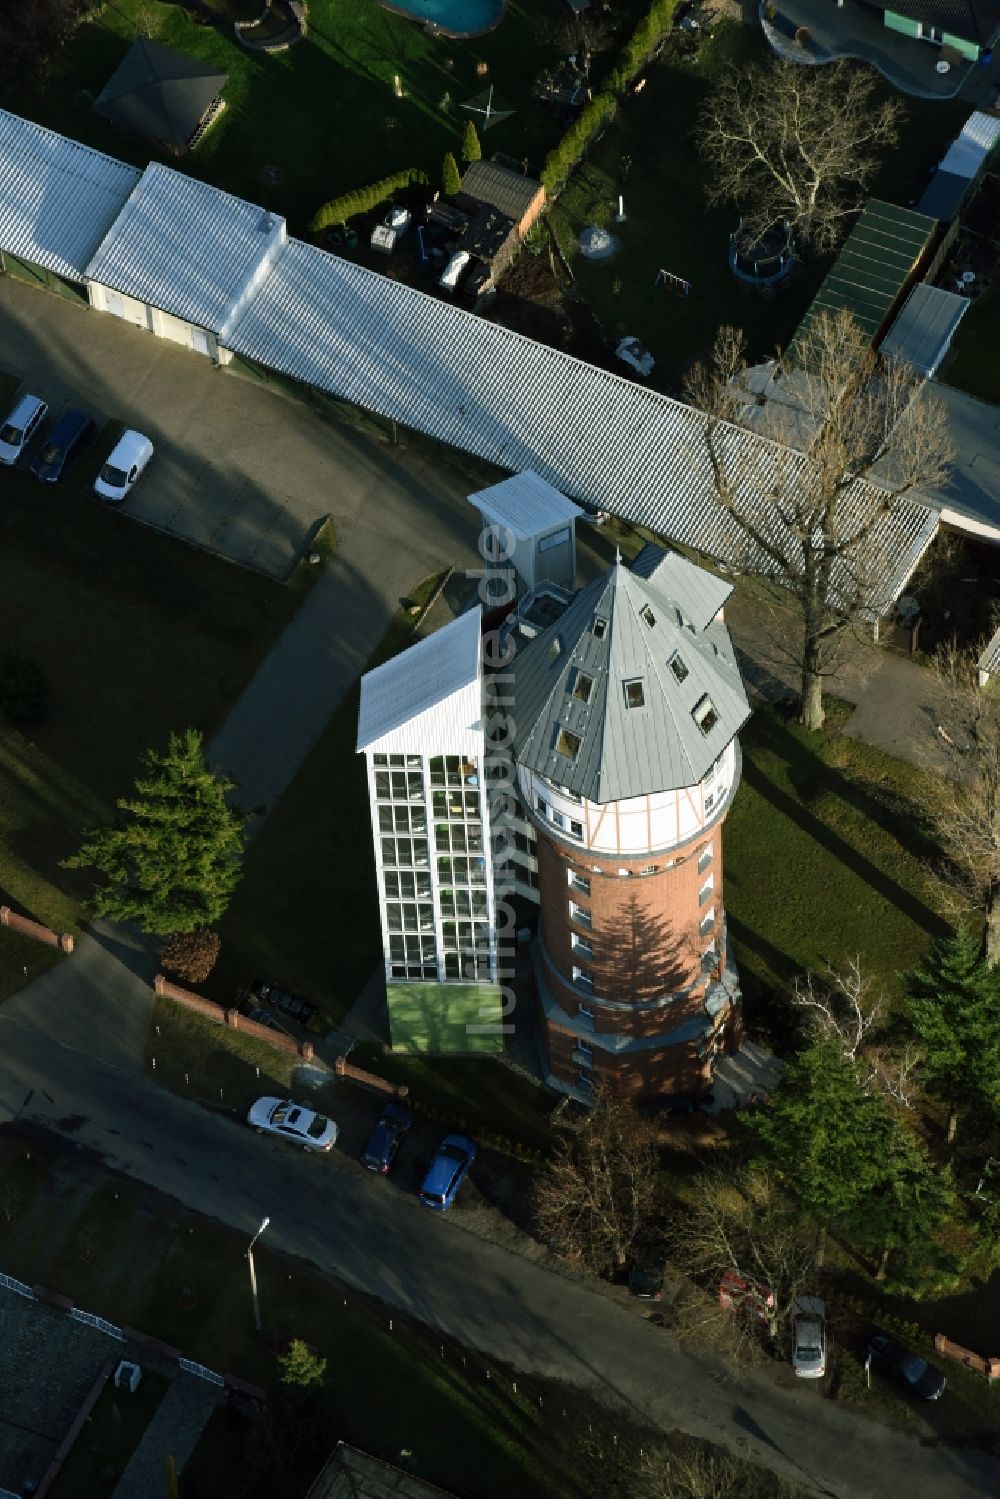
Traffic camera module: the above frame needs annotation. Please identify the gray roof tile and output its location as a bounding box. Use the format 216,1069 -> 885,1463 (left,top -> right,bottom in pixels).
508,551 -> 750,801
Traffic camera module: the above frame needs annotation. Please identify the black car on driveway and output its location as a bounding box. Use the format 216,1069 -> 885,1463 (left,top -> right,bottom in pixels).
867,1334 -> 946,1400
361,1102 -> 415,1174
30,409 -> 95,483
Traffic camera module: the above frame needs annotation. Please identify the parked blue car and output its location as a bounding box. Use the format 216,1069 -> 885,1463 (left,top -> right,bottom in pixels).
419,1133 -> 476,1211
361,1102 -> 415,1175
30,409 -> 95,483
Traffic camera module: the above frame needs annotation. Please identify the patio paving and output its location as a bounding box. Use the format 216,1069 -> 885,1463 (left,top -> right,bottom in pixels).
759,0 -> 1000,101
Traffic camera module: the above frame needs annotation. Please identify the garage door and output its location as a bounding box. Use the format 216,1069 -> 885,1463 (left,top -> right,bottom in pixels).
104,289 -> 150,330
155,308 -> 193,348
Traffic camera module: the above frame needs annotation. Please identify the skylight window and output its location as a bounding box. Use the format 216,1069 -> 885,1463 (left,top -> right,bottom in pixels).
624,679 -> 645,709
556,727 -> 582,762
573,671 -> 594,704
640,605 -> 656,628
592,617 -> 608,640
669,652 -> 689,683
693,695 -> 719,735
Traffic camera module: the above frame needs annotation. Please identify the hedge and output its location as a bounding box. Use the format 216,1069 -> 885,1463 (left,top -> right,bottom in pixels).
541,0 -> 679,196
310,168 -> 429,232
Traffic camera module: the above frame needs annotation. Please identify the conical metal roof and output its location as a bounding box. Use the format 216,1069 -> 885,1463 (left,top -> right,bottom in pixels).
507,550 -> 750,801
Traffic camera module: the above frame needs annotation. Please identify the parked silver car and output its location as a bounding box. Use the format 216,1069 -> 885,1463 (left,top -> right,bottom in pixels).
0,393 -> 48,466
792,1295 -> 827,1379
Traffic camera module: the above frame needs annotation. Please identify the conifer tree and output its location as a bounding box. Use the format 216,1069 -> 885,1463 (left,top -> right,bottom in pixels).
461,119 -> 481,164
905,929 -> 1000,1143
65,729 -> 244,936
442,151 -> 461,197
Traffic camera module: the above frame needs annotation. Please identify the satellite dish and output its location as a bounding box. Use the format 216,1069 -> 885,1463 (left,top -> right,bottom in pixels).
461,85 -> 514,130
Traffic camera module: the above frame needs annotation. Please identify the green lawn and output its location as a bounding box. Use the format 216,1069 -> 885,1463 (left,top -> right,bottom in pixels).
0,447 -> 299,991
0,0 -> 618,232
726,702 -> 949,1037
942,283 -> 1000,406
386,980 -> 505,1053
548,23 -> 968,387
47,1370 -> 170,1499
352,1042 -> 558,1150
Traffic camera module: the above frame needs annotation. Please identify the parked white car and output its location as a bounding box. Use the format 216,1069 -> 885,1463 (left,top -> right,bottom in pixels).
792,1295 -> 827,1378
247,1096 -> 338,1152
0,393 -> 48,465
93,428 -> 154,501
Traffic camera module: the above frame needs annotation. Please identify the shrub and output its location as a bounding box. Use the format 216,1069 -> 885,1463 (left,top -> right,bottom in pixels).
541,0 -> 679,195
160,929 -> 221,984
310,168 -> 429,232
0,653 -> 49,725
442,151 -> 461,197
461,120 -> 481,164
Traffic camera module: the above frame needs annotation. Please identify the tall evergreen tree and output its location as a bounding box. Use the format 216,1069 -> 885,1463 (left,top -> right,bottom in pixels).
747,1032 -> 890,1263
845,1122 -> 957,1294
461,119 -> 481,164
442,151 -> 461,198
65,729 -> 244,936
905,929 -> 1000,1143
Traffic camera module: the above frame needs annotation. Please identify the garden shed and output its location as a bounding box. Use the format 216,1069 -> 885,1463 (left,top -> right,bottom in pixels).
789,200 -> 938,358
458,160 -> 545,238
879,283 -> 969,376
91,38 -> 227,155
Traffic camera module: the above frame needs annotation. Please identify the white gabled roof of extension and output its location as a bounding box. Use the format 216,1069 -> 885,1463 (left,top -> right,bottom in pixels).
226,237 -> 938,621
357,606 -> 484,758
468,470 -> 582,540
84,161 -> 286,336
507,552 -> 751,801
0,108 -> 141,282
939,110 -> 1000,181
630,542 -> 733,633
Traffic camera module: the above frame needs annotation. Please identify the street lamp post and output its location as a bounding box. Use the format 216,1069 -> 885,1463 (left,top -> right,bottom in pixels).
247,1215 -> 270,1332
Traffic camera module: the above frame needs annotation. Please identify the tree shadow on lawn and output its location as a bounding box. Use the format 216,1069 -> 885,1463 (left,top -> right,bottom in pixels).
742,711 -> 948,941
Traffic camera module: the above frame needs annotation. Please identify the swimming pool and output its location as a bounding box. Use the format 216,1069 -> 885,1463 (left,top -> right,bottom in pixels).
380,0 -> 505,38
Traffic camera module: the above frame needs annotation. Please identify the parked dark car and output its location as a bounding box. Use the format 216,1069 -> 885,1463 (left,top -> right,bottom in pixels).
361,1102 -> 415,1175
628,1263 -> 664,1301
867,1334 -> 946,1400
30,409 -> 95,483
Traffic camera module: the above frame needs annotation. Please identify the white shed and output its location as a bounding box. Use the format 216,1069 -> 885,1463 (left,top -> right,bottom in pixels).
83,161 -> 287,361
468,470 -> 583,602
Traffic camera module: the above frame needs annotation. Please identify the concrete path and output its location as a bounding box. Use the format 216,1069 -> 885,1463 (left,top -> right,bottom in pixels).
0,1022 -> 996,1499
110,1373 -> 221,1499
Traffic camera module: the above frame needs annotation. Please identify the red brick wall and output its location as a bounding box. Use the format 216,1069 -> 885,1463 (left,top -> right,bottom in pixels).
533,817 -> 732,1099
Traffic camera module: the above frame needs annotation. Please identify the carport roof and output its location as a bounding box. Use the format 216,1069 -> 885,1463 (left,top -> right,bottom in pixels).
84,161 -> 286,336
880,284 -> 969,377
0,108 -> 141,282
790,200 -> 937,351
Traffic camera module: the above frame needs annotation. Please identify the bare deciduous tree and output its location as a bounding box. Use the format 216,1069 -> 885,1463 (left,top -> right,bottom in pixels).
792,959 -> 921,1108
686,310 -> 952,730
533,1087 -> 658,1275
926,641 -> 1000,963
697,59 -> 901,255
664,1165 -> 814,1342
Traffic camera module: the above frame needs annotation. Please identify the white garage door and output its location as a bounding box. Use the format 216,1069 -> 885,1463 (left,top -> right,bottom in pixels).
155,308 -> 193,348
104,288 -> 150,330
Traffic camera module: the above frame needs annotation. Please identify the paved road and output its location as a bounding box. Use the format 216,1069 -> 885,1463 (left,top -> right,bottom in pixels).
0,1016 -> 995,1499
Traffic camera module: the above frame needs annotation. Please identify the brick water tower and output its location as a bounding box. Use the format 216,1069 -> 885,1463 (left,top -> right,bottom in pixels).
506,547 -> 751,1101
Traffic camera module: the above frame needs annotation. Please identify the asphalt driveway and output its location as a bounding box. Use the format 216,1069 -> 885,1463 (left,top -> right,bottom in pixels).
0,275 -> 481,582
0,1018 -> 997,1499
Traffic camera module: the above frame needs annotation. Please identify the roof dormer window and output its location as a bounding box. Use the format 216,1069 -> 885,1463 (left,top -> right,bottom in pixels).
693,695 -> 719,735
640,605 -> 656,628
624,679 -> 645,709
556,727 -> 582,762
573,671 -> 594,704
592,616 -> 607,640
669,652 -> 689,683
